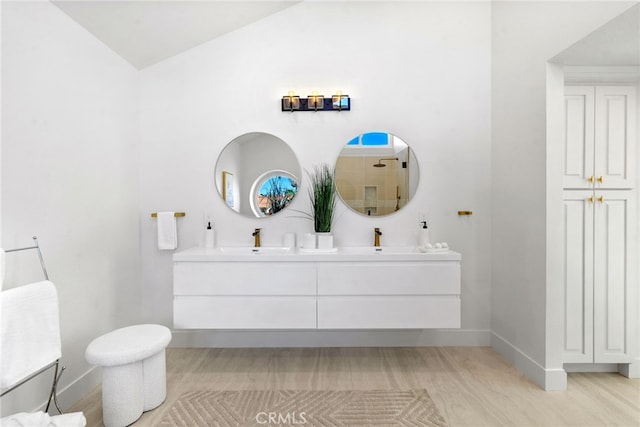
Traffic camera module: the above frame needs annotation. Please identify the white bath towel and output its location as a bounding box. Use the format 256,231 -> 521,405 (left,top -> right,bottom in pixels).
0,281 -> 62,389
0,411 -> 86,427
157,211 -> 178,250
0,249 -> 5,290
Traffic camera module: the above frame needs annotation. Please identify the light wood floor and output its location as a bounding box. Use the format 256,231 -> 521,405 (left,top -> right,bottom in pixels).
69,347 -> 640,426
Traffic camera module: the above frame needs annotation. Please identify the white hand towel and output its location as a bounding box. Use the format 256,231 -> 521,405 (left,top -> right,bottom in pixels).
0,281 -> 62,389
157,211 -> 178,250
0,412 -> 86,427
0,248 -> 5,290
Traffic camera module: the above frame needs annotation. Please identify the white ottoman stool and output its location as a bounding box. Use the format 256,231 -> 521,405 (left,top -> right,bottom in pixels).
85,324 -> 171,427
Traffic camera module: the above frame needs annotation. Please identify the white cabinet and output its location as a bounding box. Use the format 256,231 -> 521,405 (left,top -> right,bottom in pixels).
563,86 -> 636,189
173,262 -> 317,329
593,191 -> 637,363
562,83 -> 638,367
562,191 -> 637,363
172,251 -> 462,330
562,191 -> 593,362
564,87 -> 594,189
317,262 -> 460,329
562,86 -> 638,363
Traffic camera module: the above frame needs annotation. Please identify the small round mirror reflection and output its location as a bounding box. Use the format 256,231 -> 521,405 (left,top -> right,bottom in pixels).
215,132 -> 301,218
335,132 -> 419,217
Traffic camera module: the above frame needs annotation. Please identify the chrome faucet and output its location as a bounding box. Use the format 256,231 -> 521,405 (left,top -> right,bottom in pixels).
374,227 -> 382,247
252,228 -> 261,247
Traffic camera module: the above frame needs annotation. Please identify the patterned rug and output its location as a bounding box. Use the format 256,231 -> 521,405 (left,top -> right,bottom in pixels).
158,389 -> 448,427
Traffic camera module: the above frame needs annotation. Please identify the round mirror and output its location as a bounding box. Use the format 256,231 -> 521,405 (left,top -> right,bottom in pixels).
215,132 -> 301,218
335,132 -> 419,216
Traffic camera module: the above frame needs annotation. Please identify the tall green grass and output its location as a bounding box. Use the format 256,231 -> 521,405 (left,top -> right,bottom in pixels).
307,163 -> 336,233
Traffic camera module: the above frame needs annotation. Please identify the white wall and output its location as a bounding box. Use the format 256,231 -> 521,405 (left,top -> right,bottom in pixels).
0,2 -> 3,247
490,1 -> 636,390
139,1 -> 493,344
1,1 -> 141,413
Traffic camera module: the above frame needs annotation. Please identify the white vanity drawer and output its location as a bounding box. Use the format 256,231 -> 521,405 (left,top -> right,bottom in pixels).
317,296 -> 460,329
174,296 -> 317,329
317,262 -> 460,295
174,262 -> 316,295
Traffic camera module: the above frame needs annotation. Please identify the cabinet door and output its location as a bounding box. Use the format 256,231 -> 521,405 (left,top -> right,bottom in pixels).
318,296 -> 460,329
317,262 -> 460,295
174,262 -> 316,295
562,191 -> 594,363
316,261 -> 461,329
564,86 -> 595,189
594,86 -> 636,189
174,296 -> 317,329
593,190 -> 637,363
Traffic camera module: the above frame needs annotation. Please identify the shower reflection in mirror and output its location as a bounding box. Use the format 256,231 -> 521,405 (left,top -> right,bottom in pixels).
335,132 -> 419,217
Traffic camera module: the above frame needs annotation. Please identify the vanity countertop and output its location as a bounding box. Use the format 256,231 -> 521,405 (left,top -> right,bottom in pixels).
173,246 -> 462,262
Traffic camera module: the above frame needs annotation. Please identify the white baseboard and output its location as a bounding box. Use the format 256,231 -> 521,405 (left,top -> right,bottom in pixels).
563,360 -> 639,377
491,331 -> 567,391
32,367 -> 100,414
563,363 -> 618,373
618,358 -> 640,378
170,329 -> 491,348
564,363 -> 618,373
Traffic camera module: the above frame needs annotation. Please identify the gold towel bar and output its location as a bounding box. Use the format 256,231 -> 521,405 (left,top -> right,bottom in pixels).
458,211 -> 473,216
151,212 -> 186,218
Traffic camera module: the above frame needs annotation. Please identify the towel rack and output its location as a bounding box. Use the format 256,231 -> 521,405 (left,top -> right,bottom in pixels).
1,236 -> 64,414
151,212 -> 185,218
5,236 -> 49,279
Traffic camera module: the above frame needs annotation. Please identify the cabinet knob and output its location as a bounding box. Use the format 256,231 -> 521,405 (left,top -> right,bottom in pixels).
588,196 -> 594,203
598,196 -> 604,203
597,176 -> 603,183
588,176 -> 594,183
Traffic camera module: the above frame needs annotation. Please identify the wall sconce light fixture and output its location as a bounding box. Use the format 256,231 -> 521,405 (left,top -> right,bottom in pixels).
308,91 -> 324,111
282,90 -> 350,112
282,90 -> 300,111
332,91 -> 350,111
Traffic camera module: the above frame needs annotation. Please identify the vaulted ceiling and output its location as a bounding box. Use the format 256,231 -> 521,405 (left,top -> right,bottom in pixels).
551,3 -> 639,66
52,1 -> 301,69
52,1 -> 639,70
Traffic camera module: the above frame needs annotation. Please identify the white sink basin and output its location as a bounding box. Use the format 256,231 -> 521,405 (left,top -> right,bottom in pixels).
217,246 -> 292,254
340,246 -> 420,254
174,246 -> 460,262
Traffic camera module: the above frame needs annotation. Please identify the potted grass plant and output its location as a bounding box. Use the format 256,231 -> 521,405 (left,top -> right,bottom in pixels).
307,163 -> 337,249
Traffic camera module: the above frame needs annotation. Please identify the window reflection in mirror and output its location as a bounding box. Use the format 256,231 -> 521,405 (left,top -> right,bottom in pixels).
252,172 -> 298,217
215,132 -> 301,218
335,132 -> 419,216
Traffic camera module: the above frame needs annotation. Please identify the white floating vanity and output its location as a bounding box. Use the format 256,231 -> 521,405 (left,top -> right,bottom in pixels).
173,247 -> 461,330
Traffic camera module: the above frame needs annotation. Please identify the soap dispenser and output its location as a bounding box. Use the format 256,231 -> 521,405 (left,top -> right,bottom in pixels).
418,221 -> 431,248
205,221 -> 215,249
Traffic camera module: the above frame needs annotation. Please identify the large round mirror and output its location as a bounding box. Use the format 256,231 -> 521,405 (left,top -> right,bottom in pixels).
215,132 -> 301,218
335,132 -> 419,216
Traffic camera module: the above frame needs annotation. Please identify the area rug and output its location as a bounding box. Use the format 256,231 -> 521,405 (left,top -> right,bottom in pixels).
158,389 -> 448,427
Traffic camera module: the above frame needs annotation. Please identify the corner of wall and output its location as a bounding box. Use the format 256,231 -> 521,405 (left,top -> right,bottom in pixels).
491,331 -> 567,391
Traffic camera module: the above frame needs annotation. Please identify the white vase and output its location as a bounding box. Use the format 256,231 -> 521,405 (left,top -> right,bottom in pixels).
302,233 -> 317,249
316,232 -> 333,250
